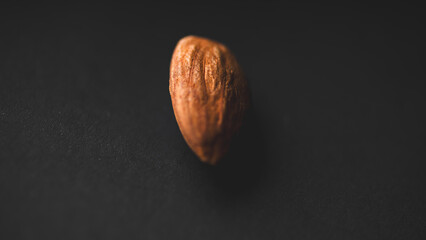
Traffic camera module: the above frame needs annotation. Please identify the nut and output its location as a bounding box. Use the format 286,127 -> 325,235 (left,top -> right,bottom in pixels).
169,35 -> 249,165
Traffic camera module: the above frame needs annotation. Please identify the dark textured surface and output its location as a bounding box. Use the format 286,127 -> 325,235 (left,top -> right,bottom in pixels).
1,2 -> 425,239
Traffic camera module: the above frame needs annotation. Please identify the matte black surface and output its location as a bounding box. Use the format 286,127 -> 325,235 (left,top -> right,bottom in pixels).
1,2 -> 425,239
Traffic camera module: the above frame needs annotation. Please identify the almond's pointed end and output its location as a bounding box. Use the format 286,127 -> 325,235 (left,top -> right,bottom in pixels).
194,136 -> 234,166
198,154 -> 221,166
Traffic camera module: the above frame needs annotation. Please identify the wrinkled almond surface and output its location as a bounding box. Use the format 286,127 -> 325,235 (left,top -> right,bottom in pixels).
169,36 -> 249,165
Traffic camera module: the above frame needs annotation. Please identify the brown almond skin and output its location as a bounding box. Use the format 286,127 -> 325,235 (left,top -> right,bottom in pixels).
169,36 -> 249,165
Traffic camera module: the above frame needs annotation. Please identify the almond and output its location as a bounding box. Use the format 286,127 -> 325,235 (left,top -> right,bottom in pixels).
169,35 -> 249,165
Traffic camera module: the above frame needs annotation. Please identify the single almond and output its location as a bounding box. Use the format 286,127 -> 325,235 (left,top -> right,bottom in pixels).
169,35 -> 249,165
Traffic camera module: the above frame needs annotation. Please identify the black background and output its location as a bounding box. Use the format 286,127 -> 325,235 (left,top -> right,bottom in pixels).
1,2 -> 425,239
